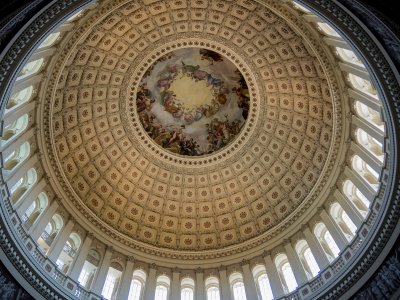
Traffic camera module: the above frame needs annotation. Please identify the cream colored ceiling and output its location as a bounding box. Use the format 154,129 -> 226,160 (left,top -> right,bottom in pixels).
41,0 -> 342,254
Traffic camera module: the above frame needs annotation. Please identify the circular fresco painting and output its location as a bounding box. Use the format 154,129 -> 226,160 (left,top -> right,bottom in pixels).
136,48 -> 250,156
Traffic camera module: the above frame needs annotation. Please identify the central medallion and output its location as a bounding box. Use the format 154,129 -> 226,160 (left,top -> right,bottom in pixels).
136,47 -> 249,156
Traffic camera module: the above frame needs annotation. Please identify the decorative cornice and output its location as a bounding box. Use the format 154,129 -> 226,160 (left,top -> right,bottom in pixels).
0,1 -> 398,300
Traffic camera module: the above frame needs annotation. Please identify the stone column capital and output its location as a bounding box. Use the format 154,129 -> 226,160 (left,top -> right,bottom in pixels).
240,259 -> 249,266
218,265 -> 227,272
262,250 -> 271,258
301,224 -> 310,231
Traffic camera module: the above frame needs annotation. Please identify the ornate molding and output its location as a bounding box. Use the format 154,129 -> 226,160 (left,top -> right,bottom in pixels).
0,0 -> 398,300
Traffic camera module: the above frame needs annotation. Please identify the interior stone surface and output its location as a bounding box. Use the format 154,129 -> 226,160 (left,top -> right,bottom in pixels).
43,0 -> 340,254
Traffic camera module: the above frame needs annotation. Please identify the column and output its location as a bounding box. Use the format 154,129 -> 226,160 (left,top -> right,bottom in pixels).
283,241 -> 309,285
319,209 -> 348,251
196,269 -> 205,300
344,166 -> 376,202
323,36 -> 351,49
352,115 -> 384,144
218,267 -> 232,300
0,128 -> 34,163
57,22 -> 74,32
68,232 -> 94,279
302,14 -> 323,23
16,178 -> 46,215
29,199 -> 59,240
143,264 -> 157,300
262,252 -> 285,298
333,190 -> 364,227
91,246 -> 113,294
170,269 -> 181,300
29,47 -> 56,62
339,62 -> 370,81
47,218 -> 75,261
241,260 -> 259,300
10,74 -> 43,95
6,154 -> 38,190
350,142 -> 382,174
117,257 -> 135,300
348,89 -> 381,112
302,225 -> 330,269
2,101 -> 35,129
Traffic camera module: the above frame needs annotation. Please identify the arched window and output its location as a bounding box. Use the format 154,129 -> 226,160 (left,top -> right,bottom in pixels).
38,32 -> 61,49
351,155 -> 379,190
354,101 -> 384,131
155,275 -> 170,300
56,232 -> 81,273
181,277 -> 195,300
275,254 -> 298,293
295,240 -> 320,279
317,22 -> 340,37
314,223 -> 340,261
336,48 -> 364,67
2,141 -> 31,171
128,269 -> 146,300
342,179 -> 370,216
205,276 -> 220,300
229,272 -> 247,300
349,74 -> 378,99
6,86 -> 34,110
37,213 -> 63,253
252,265 -> 273,300
355,128 -> 384,161
78,249 -> 101,288
16,58 -> 44,81
9,167 -> 37,204
330,203 -> 357,241
181,288 -> 193,300
1,114 -> 29,144
21,192 -> 48,228
102,262 -> 123,300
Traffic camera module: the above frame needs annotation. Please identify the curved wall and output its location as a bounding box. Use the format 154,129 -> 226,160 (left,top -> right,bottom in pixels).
0,1 -> 399,299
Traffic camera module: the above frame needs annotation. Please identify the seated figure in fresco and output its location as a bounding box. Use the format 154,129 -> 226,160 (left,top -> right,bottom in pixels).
139,111 -> 160,139
237,93 -> 250,120
157,78 -> 172,90
193,69 -> 209,81
158,64 -> 178,80
179,138 -> 200,156
215,93 -> 227,105
136,86 -> 153,113
199,49 -> 224,65
194,107 -> 204,121
164,98 -> 178,113
157,126 -> 185,153
202,101 -> 221,118
181,61 -> 200,76
206,118 -> 228,151
206,74 -> 223,87
183,111 -> 195,124
226,119 -> 241,139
